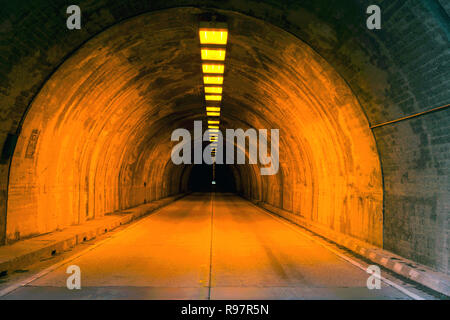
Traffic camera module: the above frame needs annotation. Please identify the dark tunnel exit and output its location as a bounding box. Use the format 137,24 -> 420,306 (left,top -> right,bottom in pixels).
187,164 -> 237,193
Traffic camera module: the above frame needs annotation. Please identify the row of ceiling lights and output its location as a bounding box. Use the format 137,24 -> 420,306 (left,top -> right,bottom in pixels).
199,22 -> 228,161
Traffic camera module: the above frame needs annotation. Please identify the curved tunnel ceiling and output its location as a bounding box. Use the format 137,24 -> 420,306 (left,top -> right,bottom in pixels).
6,8 -> 382,247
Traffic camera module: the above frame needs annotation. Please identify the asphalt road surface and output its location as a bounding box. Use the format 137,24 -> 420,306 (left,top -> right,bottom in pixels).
1,193 -> 419,299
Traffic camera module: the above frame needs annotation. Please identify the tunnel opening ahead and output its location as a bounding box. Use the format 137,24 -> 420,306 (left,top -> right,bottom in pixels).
4,7 -> 383,250
187,164 -> 237,193
0,0 -> 448,283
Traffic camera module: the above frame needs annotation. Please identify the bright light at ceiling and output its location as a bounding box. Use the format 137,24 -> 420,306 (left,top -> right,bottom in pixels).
203,76 -> 223,85
202,64 -> 225,74
199,29 -> 228,45
205,95 -> 222,101
200,25 -> 227,135
201,48 -> 226,61
205,87 -> 223,94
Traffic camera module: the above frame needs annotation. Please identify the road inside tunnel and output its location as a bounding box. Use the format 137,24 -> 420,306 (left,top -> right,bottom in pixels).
0,193 -> 422,300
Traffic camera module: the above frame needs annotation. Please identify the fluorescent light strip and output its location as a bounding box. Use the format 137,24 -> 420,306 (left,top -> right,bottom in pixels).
199,29 -> 228,45
205,95 -> 222,101
200,28 -> 228,130
202,64 -> 224,74
203,76 -> 223,85
201,48 -> 226,61
205,87 -> 222,94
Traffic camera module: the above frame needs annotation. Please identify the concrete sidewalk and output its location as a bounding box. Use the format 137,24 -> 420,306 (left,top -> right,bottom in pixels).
0,194 -> 185,277
253,200 -> 450,297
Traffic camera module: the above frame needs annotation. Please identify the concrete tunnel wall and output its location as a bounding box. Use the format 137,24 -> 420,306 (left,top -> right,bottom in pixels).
0,1 -> 448,275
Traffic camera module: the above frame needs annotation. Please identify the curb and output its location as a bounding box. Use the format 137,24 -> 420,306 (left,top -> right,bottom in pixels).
0,194 -> 185,277
254,200 -> 450,297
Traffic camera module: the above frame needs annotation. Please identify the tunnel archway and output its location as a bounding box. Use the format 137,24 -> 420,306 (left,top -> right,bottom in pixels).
5,7 -> 383,247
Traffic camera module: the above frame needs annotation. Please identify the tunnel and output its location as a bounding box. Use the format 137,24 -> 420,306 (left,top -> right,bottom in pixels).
0,1 -> 449,300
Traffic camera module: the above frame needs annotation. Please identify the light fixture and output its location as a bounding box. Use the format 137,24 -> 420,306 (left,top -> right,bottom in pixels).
203,76 -> 223,85
200,24 -> 228,142
205,87 -> 223,94
201,48 -> 226,61
199,29 -> 228,45
205,95 -> 222,101
202,64 -> 224,74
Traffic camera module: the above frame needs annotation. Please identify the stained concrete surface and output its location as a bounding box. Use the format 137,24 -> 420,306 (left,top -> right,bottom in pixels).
2,193 -> 410,300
